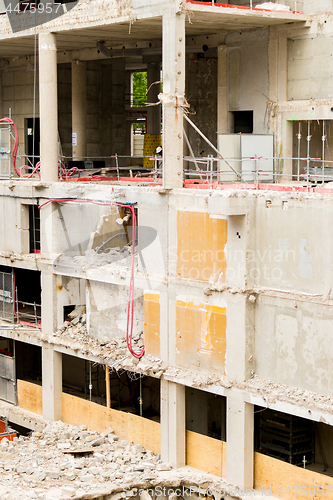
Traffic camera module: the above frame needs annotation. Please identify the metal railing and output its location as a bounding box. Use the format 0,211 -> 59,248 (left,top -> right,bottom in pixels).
15,297 -> 41,328
207,0 -> 302,13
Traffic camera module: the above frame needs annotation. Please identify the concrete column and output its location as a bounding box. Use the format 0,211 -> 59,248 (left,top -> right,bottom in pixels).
281,118 -> 293,180
226,397 -> 254,490
39,33 -> 58,182
147,62 -> 161,135
162,5 -> 185,189
226,294 -> 254,383
42,343 -> 62,421
41,270 -> 57,335
161,380 -> 185,467
40,202 -> 55,257
72,60 -> 87,159
112,59 -> 126,162
217,45 -> 232,133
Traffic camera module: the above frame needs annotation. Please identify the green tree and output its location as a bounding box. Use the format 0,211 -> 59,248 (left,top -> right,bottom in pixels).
132,72 -> 147,107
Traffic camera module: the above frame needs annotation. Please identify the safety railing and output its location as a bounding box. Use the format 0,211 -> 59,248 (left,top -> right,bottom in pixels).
15,299 -> 41,328
187,0 -> 303,14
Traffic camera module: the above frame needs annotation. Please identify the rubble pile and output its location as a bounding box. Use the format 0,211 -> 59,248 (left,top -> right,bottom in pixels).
0,421 -> 238,500
0,421 -> 167,499
48,308 -> 166,378
164,367 -> 232,390
243,375 -> 333,416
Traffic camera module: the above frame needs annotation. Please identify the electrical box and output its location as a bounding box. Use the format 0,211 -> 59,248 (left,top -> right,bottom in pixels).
218,133 -> 274,183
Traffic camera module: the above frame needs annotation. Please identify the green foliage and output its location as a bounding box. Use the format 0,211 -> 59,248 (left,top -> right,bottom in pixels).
133,121 -> 146,132
132,72 -> 147,107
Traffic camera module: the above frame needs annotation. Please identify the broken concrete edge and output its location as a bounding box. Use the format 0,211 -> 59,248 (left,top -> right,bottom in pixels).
0,321 -> 166,379
164,368 -> 333,421
2,320 -> 333,420
70,475 -> 244,500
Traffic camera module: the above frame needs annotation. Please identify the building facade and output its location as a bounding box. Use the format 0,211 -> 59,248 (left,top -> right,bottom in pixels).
0,0 -> 332,497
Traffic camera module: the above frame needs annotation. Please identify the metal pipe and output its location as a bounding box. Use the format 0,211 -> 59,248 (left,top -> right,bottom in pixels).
139,377 -> 143,417
115,153 -> 119,181
209,155 -> 213,187
15,286 -> 18,323
183,128 -> 204,183
89,361 -> 92,402
307,120 -> 311,191
322,120 -> 326,184
184,114 -> 240,177
13,339 -> 17,405
297,121 -> 301,182
97,41 -> 212,59
105,365 -> 111,409
255,155 -> 259,190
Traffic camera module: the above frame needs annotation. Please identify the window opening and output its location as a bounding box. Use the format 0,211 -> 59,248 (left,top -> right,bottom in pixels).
233,110 -> 253,134
29,205 -> 40,253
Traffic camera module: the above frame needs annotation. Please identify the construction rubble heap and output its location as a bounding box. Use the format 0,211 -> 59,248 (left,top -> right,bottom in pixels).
0,421 -> 240,500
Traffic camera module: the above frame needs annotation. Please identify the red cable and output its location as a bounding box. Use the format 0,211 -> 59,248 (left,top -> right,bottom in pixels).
38,198 -> 145,359
0,117 -> 42,178
0,117 -> 20,177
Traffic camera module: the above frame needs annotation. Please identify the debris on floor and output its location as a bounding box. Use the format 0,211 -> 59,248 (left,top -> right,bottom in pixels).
0,420 -> 242,500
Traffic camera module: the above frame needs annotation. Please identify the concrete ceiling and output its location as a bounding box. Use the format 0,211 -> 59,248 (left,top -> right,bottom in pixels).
0,4 -> 309,59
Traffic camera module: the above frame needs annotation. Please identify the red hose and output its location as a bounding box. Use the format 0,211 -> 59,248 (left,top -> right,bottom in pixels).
39,198 -> 145,359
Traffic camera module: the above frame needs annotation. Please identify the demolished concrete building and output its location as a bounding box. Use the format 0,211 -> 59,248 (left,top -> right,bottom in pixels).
0,0 -> 333,497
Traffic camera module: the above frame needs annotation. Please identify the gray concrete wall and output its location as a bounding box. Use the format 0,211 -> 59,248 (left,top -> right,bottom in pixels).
288,35 -> 333,100
186,55 -> 218,155
51,203 -> 118,257
58,63 -> 72,158
86,281 -> 144,341
0,198 -> 30,254
255,296 -> 333,397
0,66 -> 38,157
226,29 -> 269,134
86,59 -> 127,163
86,60 -> 101,158
247,194 -> 333,295
56,276 -> 85,327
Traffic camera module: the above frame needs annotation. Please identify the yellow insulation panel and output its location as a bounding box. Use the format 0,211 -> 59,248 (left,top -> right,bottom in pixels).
177,211 -> 227,282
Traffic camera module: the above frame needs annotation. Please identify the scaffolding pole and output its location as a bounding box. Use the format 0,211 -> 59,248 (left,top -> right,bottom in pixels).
105,365 -> 111,408
322,120 -> 326,184
297,121 -> 301,182
306,120 -> 311,192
